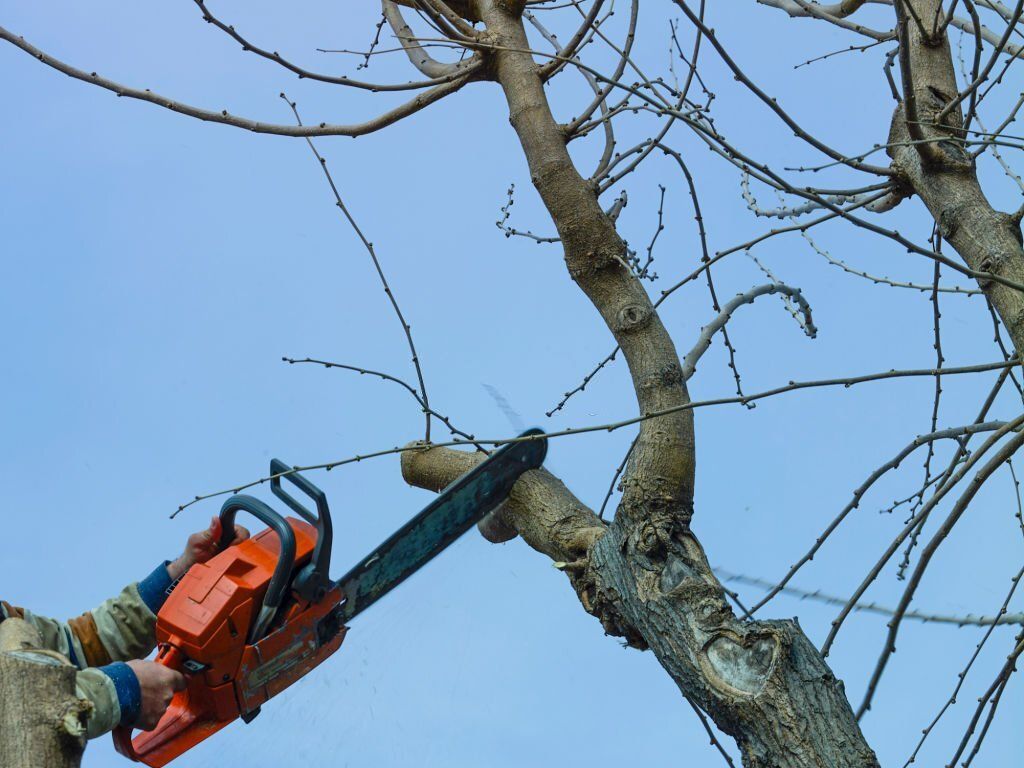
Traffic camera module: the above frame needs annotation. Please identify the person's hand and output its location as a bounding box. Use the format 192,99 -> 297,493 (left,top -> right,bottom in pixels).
167,517 -> 250,580
125,659 -> 187,730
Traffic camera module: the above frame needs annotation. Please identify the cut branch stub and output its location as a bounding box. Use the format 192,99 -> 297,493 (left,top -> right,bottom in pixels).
400,442 -> 605,562
0,619 -> 90,768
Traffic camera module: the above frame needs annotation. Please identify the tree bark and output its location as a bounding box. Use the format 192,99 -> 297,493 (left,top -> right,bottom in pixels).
889,0 -> 1024,350
0,618 -> 90,768
401,3 -> 881,765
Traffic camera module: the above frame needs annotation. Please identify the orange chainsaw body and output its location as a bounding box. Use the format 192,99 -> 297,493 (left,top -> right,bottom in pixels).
112,437 -> 548,766
114,517 -> 346,767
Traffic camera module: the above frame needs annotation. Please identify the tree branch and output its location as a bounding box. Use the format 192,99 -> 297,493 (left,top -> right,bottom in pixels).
480,1 -> 695,526
0,24 -> 481,138
888,0 -> 1024,352
401,444 -> 606,560
383,0 -> 476,78
440,3 -> 881,765
192,0 -> 478,90
681,283 -> 817,381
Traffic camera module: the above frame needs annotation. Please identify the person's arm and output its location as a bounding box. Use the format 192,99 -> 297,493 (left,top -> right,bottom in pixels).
2,571 -> 176,740
0,517 -> 248,738
1,564 -> 169,669
0,518 -> 249,666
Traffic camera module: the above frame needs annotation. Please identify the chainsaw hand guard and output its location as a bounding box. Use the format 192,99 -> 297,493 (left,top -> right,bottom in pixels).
270,458 -> 333,604
217,494 -> 296,642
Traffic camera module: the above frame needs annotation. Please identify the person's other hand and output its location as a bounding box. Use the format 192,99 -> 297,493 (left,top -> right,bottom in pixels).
167,517 -> 250,580
125,659 -> 187,730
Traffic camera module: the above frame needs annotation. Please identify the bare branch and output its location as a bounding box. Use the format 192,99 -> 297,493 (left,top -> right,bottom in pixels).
281,95 -> 434,440
0,24 -> 480,138
391,0 -> 480,23
717,567 -> 1024,626
281,357 -> 479,445
749,420 -> 1007,614
174,360 -> 1022,514
681,283 -> 817,381
383,0 -> 474,78
857,423 -> 1024,717
674,0 -> 894,174
953,630 -> 1024,765
903,565 -> 1024,765
191,0 -> 477,90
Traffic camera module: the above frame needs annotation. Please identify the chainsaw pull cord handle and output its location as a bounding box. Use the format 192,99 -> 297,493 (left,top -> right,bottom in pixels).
269,459 -> 333,603
218,494 -> 297,642
111,644 -> 187,762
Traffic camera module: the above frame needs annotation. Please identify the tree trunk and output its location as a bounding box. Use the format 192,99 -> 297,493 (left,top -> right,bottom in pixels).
889,0 -> 1024,351
401,5 -> 883,765
0,618 -> 90,768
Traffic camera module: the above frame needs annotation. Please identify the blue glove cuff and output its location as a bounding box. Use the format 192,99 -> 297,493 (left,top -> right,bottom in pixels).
99,661 -> 142,726
137,562 -> 175,614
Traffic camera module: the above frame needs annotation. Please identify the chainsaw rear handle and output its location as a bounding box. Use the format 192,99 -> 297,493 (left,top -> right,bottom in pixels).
111,644 -> 186,764
269,459 -> 333,603
218,494 -> 296,641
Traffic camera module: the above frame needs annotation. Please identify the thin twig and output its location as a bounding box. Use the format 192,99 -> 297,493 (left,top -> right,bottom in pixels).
174,360 -> 1022,515
281,94 -> 433,442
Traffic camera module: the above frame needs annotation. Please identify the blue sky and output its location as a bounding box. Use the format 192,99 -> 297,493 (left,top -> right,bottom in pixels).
1,2 -> 1022,766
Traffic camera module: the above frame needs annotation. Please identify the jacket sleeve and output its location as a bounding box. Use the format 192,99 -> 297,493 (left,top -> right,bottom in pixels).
76,668 -> 127,739
1,563 -> 173,667
2,563 -> 175,738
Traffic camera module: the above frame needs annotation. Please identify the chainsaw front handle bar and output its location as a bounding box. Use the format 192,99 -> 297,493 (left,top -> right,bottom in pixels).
269,458 -> 328,523
269,458 -> 333,602
218,494 -> 296,642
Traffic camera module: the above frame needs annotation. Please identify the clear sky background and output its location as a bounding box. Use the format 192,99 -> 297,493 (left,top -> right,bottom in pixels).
1,2 -> 1022,766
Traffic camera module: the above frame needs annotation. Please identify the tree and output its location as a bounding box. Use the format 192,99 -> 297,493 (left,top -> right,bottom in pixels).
1,1 -> 1022,766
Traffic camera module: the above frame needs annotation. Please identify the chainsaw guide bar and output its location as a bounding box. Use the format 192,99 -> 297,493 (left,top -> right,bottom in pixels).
336,430 -> 548,621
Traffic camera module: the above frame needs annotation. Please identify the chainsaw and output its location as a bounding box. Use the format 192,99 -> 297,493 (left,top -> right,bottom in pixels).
112,430 -> 547,767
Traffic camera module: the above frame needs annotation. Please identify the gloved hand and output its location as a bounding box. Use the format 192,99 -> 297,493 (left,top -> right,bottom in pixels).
167,517 -> 250,580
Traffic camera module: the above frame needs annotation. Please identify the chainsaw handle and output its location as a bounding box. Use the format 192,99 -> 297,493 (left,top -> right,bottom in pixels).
218,495 -> 296,639
270,458 -> 327,524
269,459 -> 333,603
111,644 -> 186,763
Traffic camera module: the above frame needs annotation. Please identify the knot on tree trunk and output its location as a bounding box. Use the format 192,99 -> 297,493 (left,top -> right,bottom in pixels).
589,521 -> 879,768
612,303 -> 653,333
888,102 -> 972,175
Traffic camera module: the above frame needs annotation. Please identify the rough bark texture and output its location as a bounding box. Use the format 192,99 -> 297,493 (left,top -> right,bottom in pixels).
400,4 -> 881,766
0,618 -> 90,768
890,0 -> 1024,350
